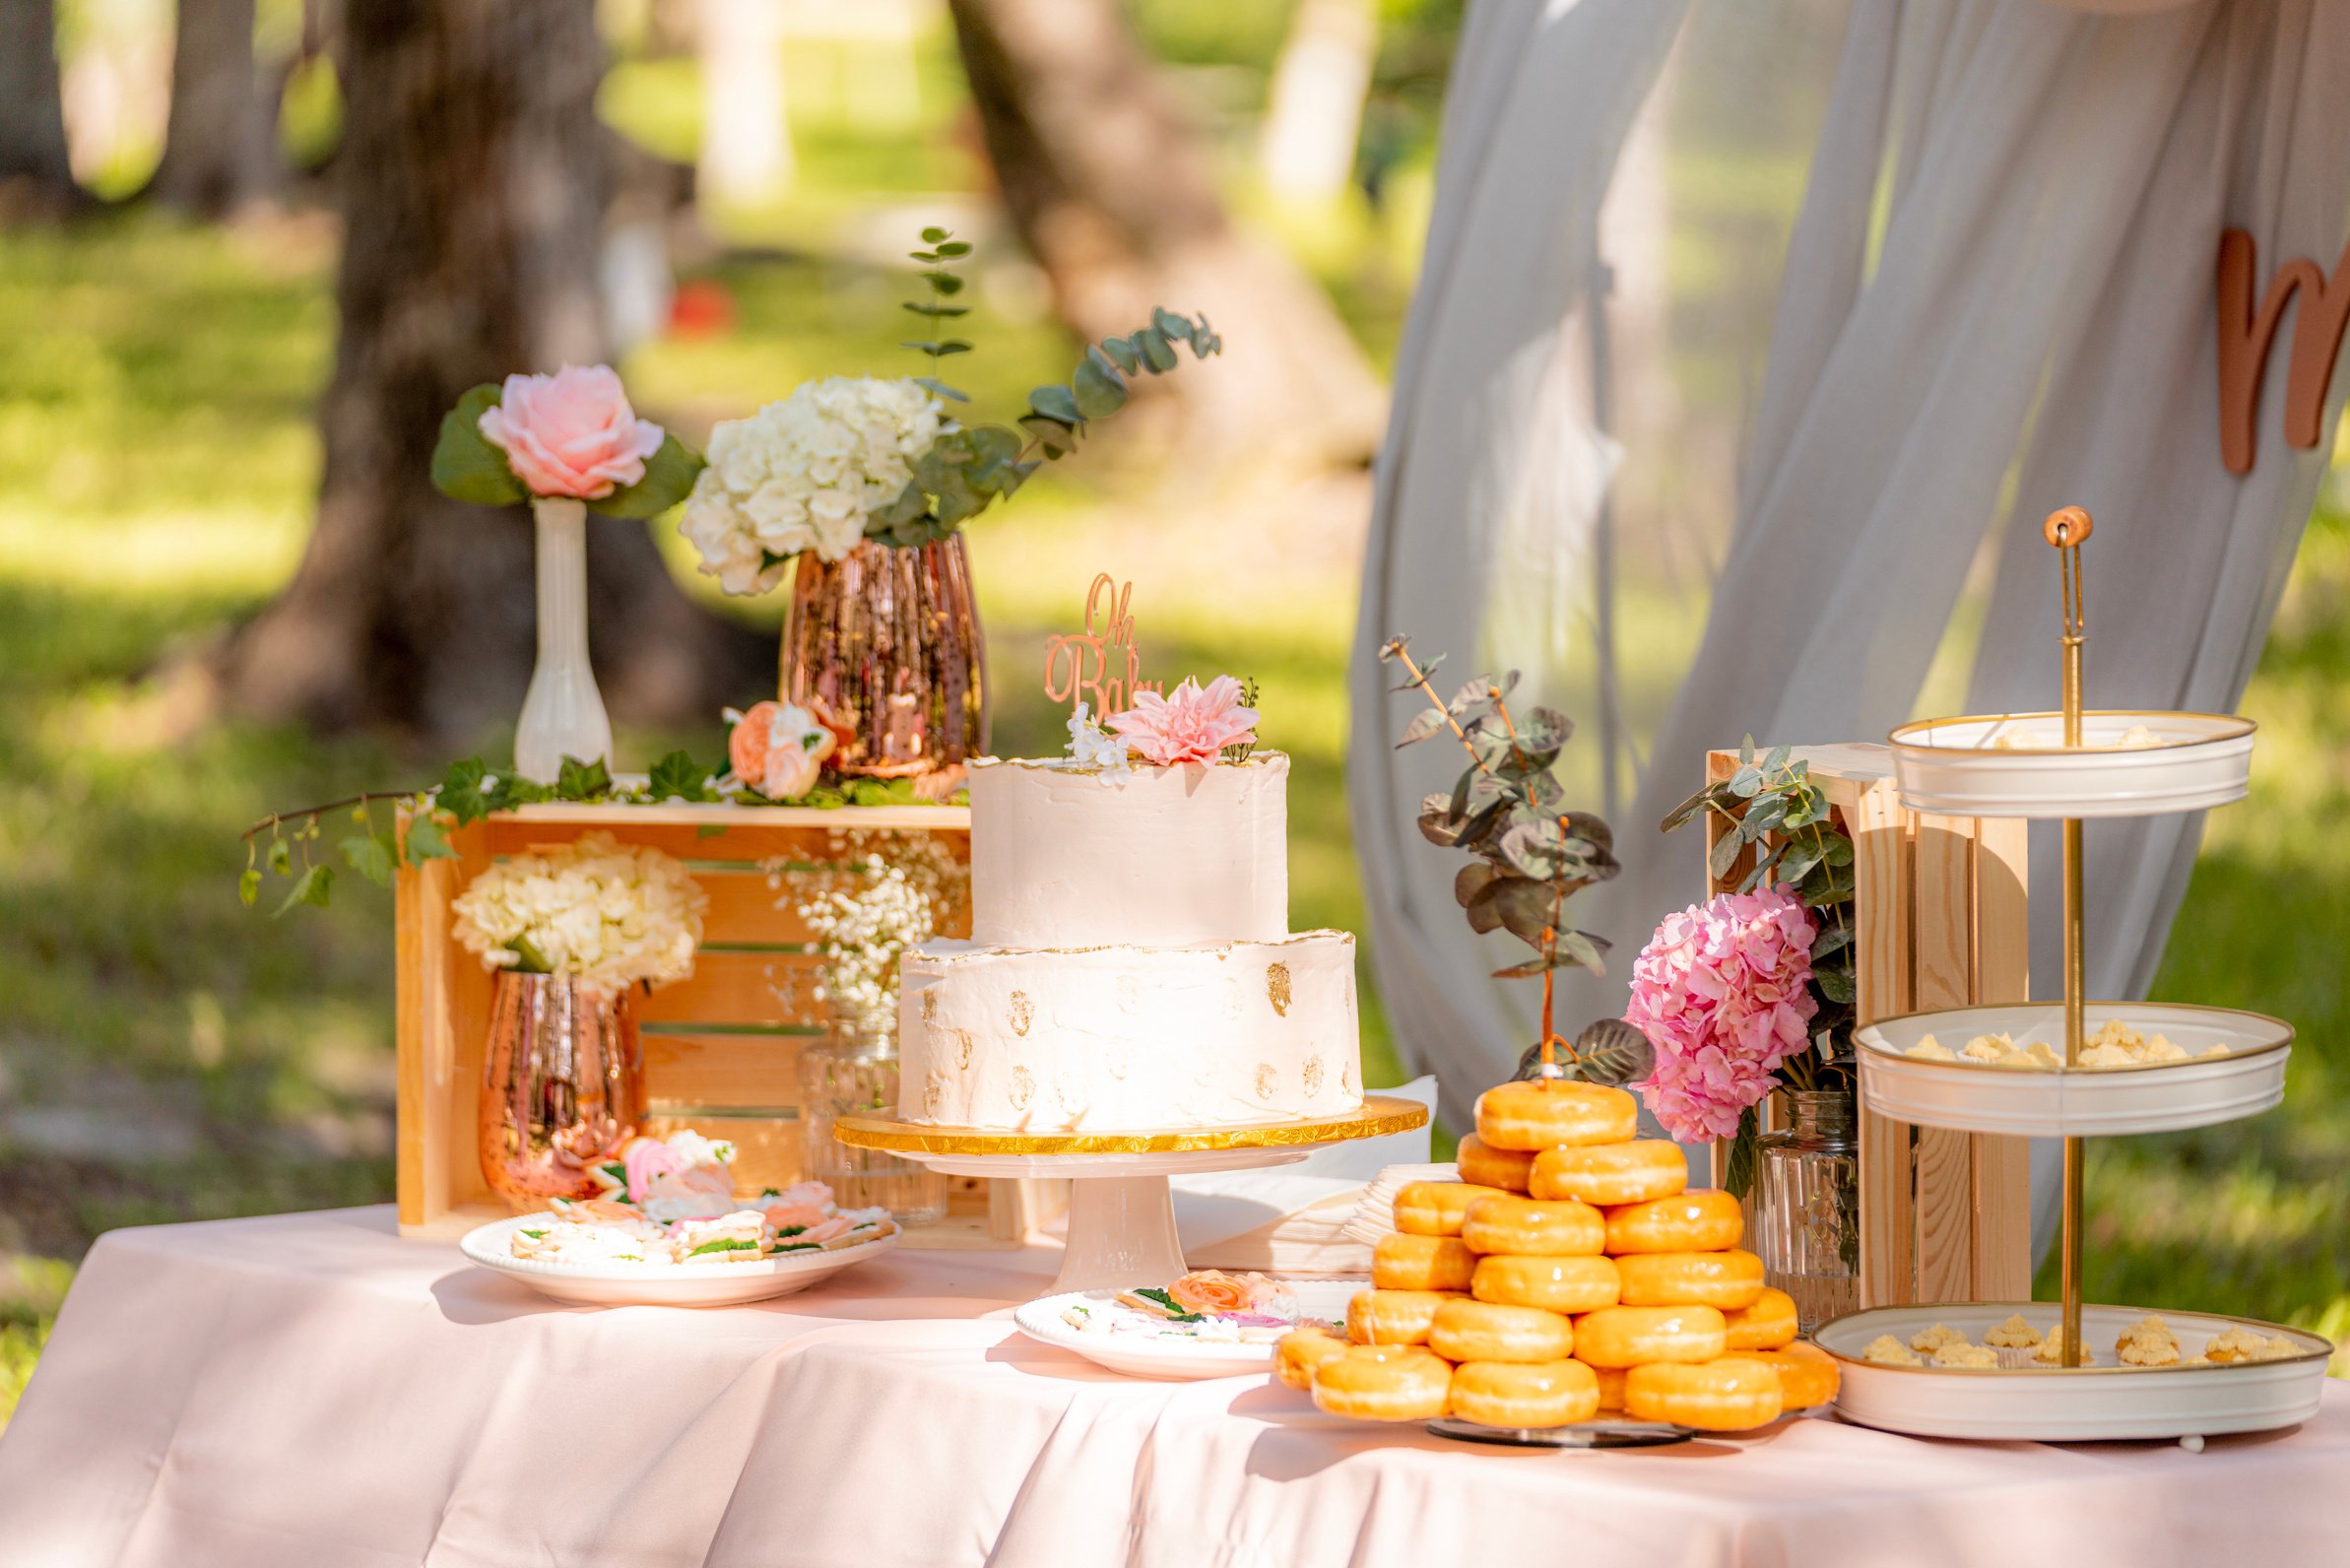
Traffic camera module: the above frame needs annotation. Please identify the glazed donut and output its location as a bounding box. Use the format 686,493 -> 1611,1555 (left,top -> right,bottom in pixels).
1615,1249 -> 1767,1311
1586,1360 -> 1629,1411
1471,1254 -> 1621,1314
1372,1233 -> 1476,1293
1393,1181 -> 1514,1237
1623,1358 -> 1784,1432
1449,1358 -> 1599,1429
1274,1326 -> 1348,1391
1455,1135 -> 1534,1194
1345,1288 -> 1459,1345
1721,1287 -> 1799,1352
1530,1140 -> 1688,1207
1472,1080 -> 1640,1152
1603,1189 -> 1743,1255
1570,1304 -> 1729,1368
1460,1195 -> 1605,1258
1722,1342 -> 1839,1410
1310,1344 -> 1453,1421
1428,1298 -> 1575,1363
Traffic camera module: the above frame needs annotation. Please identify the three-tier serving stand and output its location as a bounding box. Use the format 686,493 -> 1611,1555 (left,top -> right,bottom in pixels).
835,1097 -> 1428,1298
1818,508 -> 2331,1441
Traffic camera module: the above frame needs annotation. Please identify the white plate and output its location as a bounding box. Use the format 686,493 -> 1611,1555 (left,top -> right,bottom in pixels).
1887,710 -> 2253,818
459,1212 -> 899,1307
1818,1302 -> 2332,1441
1012,1281 -> 1359,1381
1857,1003 -> 2292,1136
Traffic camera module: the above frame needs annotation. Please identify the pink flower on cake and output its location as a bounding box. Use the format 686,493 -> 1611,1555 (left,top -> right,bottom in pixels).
478,364 -> 664,499
1625,888 -> 1819,1143
1106,676 -> 1257,767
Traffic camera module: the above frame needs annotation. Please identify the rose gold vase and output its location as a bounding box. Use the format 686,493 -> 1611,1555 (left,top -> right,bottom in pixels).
478,971 -> 646,1211
782,536 -> 988,778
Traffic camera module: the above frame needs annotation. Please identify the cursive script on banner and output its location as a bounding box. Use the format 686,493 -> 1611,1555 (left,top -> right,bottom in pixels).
2217,228 -> 2350,476
1042,572 -> 1158,717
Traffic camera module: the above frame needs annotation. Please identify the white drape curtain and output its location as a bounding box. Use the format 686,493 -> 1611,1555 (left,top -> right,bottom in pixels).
1350,0 -> 2350,1143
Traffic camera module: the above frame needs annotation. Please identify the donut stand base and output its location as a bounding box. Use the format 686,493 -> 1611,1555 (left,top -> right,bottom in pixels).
1424,1417 -> 1695,1449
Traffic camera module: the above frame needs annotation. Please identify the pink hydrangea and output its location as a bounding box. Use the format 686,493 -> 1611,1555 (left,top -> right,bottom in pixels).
1625,888 -> 1819,1143
1106,676 -> 1258,766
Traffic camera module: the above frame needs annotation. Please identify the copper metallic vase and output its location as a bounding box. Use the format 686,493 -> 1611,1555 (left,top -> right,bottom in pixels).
782,536 -> 987,778
478,971 -> 647,1211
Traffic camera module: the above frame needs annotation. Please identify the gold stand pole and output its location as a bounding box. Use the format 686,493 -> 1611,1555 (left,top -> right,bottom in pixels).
2048,506 -> 2092,1368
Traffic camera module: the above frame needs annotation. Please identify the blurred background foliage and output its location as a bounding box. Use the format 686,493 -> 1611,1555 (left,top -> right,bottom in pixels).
0,0 -> 2343,1427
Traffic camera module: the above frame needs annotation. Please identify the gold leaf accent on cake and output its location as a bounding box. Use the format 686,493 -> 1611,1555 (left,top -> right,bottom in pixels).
1009,1067 -> 1036,1111
922,991 -> 938,1025
953,1029 -> 973,1070
1303,1057 -> 1325,1095
1009,991 -> 1034,1036
1115,974 -> 1143,1013
1342,1059 -> 1357,1096
1267,963 -> 1292,1016
923,1071 -> 947,1119
1255,1064 -> 1277,1100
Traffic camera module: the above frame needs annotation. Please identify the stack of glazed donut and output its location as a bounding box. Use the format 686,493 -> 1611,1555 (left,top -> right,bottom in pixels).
1277,1079 -> 1838,1431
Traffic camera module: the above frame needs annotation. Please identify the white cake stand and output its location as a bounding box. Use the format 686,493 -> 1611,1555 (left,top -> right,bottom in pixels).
835,1096 -> 1428,1297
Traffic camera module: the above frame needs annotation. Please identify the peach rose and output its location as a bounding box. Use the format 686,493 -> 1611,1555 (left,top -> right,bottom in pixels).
1167,1270 -> 1256,1315
725,700 -> 837,799
479,364 -> 664,499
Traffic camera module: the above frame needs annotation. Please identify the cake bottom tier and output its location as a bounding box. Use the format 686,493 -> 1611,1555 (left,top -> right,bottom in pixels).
897,931 -> 1362,1132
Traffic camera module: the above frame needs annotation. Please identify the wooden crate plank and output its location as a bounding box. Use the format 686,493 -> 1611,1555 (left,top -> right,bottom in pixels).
1849,775 -> 1915,1308
634,949 -> 825,1025
644,1029 -> 813,1108
1910,812 -> 1977,1304
501,802 -> 969,832
1969,814 -> 2035,1298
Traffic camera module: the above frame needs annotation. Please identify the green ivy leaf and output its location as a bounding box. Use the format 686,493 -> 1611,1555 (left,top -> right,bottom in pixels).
438,757 -> 491,825
649,750 -> 719,803
340,833 -> 397,888
555,755 -> 613,800
405,814 -> 455,862
589,432 -> 705,520
267,837 -> 293,876
429,384 -> 528,507
273,863 -> 334,917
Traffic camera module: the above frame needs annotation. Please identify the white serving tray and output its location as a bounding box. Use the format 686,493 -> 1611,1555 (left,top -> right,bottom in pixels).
1818,1302 -> 2332,1441
1856,1003 -> 2291,1137
460,1213 -> 898,1307
1886,710 -> 2253,818
1012,1281 -> 1358,1381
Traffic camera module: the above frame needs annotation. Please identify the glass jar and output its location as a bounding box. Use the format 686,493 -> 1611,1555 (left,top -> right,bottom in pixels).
1753,1088 -> 1860,1335
799,1006 -> 949,1224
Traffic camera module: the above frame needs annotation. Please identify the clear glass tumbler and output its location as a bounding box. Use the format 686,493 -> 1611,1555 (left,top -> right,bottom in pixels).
799,1008 -> 949,1224
1753,1088 -> 1860,1335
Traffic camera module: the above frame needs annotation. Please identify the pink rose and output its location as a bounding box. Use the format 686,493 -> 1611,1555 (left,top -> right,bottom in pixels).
1105,676 -> 1258,767
479,364 -> 664,499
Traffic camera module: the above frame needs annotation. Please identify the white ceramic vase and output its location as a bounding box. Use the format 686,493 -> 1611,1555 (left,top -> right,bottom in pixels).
514,495 -> 614,783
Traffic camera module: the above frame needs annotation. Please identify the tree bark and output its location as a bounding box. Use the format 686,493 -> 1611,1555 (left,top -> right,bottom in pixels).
947,0 -> 1387,472
151,0 -> 272,217
215,0 -> 763,745
0,0 -> 81,216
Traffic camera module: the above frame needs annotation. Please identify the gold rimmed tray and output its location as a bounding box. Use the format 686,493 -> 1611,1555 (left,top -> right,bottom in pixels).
835,1094 -> 1429,1159
1887,709 -> 2253,817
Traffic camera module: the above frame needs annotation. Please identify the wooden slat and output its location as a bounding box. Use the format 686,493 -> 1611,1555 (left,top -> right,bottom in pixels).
1910,812 -> 1978,1304
634,948 -> 826,1025
1970,813 -> 2035,1298
501,802 -> 969,832
644,1030 -> 813,1108
1848,774 -> 1915,1309
484,815 -> 968,863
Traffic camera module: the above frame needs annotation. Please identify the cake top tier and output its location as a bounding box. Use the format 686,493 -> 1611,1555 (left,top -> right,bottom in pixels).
967,751 -> 1290,948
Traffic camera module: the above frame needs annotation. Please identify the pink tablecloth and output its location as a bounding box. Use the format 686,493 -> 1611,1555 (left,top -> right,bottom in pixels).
1,1208 -> 2344,1568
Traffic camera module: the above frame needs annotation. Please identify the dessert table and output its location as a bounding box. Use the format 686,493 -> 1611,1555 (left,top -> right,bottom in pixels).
2,1209 -> 2344,1568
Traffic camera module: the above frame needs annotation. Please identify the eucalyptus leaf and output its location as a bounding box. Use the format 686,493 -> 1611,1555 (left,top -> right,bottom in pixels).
1708,825 -> 1744,882
340,833 -> 396,888
1071,351 -> 1128,420
273,863 -> 333,917
404,814 -> 454,862
1395,708 -> 1450,748
1027,384 -> 1080,425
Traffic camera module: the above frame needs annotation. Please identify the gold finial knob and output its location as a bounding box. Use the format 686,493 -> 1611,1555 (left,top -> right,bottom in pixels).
2044,506 -> 2093,548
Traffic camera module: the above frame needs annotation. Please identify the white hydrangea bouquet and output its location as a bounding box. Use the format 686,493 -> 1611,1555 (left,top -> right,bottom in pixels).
677,228 -> 1220,596
451,831 -> 708,995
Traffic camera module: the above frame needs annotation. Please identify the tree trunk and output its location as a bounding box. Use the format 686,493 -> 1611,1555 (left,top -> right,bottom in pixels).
1258,0 -> 1377,205
151,0 -> 272,217
947,0 -> 1387,472
215,0 -> 763,746
0,0 -> 81,216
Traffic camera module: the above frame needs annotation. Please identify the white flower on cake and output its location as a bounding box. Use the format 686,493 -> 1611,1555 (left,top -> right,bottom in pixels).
678,375 -> 947,593
449,830 -> 706,994
1064,700 -> 1133,781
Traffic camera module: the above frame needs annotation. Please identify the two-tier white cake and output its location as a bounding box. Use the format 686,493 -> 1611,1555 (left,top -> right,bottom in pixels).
896,751 -> 1363,1132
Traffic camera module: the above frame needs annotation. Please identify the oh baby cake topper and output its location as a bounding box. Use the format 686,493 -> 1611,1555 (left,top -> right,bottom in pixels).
1042,572 -> 1158,716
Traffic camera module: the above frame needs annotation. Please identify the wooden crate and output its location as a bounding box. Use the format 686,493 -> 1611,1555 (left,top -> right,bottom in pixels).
1703,745 -> 2032,1307
395,801 -> 1042,1245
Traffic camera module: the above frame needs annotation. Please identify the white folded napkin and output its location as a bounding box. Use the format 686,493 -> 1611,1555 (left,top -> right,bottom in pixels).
1171,1076 -> 1437,1274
